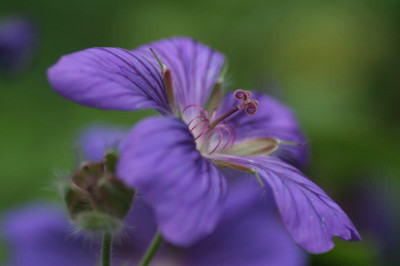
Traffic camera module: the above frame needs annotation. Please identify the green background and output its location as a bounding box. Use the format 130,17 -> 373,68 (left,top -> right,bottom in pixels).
1,0 -> 399,265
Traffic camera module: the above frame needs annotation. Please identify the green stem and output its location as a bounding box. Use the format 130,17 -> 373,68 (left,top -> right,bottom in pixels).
139,231 -> 163,266
102,232 -> 112,266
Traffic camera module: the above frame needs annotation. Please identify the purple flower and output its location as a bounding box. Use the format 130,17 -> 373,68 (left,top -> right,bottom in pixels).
47,37 -> 360,253
0,16 -> 36,73
1,203 -> 98,266
76,123 -> 129,162
1,185 -> 307,266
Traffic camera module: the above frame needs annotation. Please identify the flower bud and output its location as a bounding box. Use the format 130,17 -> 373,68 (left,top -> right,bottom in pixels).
64,152 -> 134,232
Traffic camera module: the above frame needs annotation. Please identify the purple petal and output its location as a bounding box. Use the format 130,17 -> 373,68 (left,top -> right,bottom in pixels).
214,155 -> 361,253
136,37 -> 225,111
1,203 -> 98,266
117,116 -> 227,246
47,47 -> 172,114
185,180 -> 308,265
216,91 -> 309,168
0,16 -> 36,73
76,123 -> 129,161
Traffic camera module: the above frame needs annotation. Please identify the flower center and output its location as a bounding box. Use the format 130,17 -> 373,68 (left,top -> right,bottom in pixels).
183,89 -> 258,155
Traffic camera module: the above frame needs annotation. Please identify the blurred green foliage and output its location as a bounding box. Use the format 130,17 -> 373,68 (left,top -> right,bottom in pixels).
1,0 -> 399,265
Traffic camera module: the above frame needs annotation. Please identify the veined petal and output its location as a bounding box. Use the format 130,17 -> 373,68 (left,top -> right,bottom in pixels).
47,47 -> 172,115
76,123 -> 129,161
214,155 -> 361,253
216,92 -> 308,168
136,37 -> 225,111
117,117 -> 227,246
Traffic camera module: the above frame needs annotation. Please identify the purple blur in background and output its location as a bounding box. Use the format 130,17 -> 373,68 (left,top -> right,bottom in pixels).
1,203 -> 98,266
76,124 -> 129,162
1,185 -> 307,266
0,16 -> 36,74
343,176 -> 400,265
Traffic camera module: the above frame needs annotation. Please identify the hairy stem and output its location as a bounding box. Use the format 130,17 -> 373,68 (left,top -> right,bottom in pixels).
102,232 -> 112,266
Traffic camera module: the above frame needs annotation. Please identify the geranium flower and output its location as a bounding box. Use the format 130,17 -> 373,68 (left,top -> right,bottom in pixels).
47,37 -> 360,253
1,203 -> 99,266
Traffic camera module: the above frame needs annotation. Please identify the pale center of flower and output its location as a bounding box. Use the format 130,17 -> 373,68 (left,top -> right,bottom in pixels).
183,89 -> 259,156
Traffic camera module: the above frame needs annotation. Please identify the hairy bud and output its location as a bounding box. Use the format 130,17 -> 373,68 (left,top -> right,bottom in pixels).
64,152 -> 134,232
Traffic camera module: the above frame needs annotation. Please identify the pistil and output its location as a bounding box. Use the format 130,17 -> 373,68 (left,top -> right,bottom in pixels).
208,89 -> 258,130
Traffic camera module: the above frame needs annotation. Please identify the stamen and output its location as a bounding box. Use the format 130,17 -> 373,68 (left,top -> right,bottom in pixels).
209,89 -> 259,129
187,115 -> 208,128
190,119 -> 208,133
183,90 -> 257,155
234,89 -> 251,101
193,121 -> 209,140
208,128 -> 223,155
194,124 -> 210,140
208,107 -> 239,130
225,124 -> 237,147
206,124 -> 236,155
245,100 -> 258,116
183,104 -> 208,117
216,125 -> 233,150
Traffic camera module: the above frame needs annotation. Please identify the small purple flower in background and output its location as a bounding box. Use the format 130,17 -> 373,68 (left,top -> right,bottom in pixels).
0,16 -> 36,74
1,203 -> 98,266
1,125 -> 307,266
47,37 -> 360,253
76,123 -> 129,162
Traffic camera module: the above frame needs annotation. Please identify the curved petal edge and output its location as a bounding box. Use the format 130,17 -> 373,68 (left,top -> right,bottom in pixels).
214,155 -> 361,253
48,47 -> 172,114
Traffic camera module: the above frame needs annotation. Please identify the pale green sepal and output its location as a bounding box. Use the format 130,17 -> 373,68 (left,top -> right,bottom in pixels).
222,138 -> 279,156
205,61 -> 228,114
